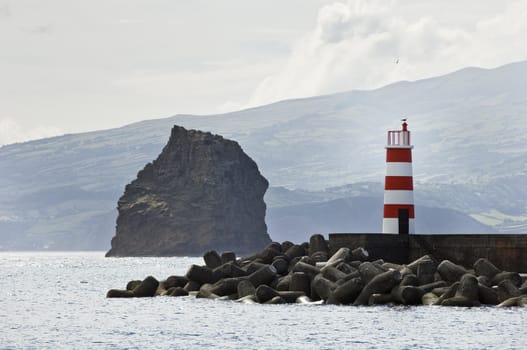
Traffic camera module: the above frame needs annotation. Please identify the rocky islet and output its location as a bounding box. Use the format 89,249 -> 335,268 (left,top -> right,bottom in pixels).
106,125 -> 271,257
107,234 -> 527,307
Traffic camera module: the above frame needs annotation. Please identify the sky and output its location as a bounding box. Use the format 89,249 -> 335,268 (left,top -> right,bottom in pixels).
0,0 -> 526,146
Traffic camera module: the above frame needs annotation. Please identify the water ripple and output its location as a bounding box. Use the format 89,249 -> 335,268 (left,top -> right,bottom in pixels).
1,252 -> 526,349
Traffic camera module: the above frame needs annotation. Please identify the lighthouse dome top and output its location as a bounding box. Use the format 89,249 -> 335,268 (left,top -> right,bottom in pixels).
386,119 -> 413,149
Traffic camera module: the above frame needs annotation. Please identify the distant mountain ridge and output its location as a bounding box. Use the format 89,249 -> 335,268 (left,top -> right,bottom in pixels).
1,60 -> 526,249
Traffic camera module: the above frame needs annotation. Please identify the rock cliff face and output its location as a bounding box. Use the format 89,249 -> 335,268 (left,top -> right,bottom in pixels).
106,126 -> 271,256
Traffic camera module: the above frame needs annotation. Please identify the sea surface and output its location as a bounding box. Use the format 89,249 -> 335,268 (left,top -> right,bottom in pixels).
1,252 -> 526,350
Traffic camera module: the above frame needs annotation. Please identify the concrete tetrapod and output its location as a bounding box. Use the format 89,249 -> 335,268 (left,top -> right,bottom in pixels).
312,274 -> 336,301
210,277 -> 247,296
106,236 -> 527,308
473,258 -> 501,280
350,247 -> 369,261
265,296 -> 286,304
292,261 -> 320,278
400,274 -> 419,286
421,292 -> 439,305
497,279 -> 522,303
406,255 -> 434,273
165,275 -> 189,289
203,250 -> 222,269
248,265 -> 277,287
277,291 -> 305,303
186,265 -> 214,285
326,277 -> 364,305
416,259 -> 436,285
237,279 -> 256,298
183,280 -> 201,292
167,287 -> 189,297
321,266 -> 348,282
354,270 -> 402,306
132,276 -> 159,297
478,283 -> 498,305
281,241 -> 294,253
437,260 -> 467,283
275,274 -> 292,291
418,280 -> 448,293
476,275 -> 492,287
106,289 -> 135,298
521,280 -> 527,294
221,251 -> 236,264
434,282 -> 460,305
326,247 -> 351,266
368,293 -> 394,305
258,246 -> 282,264
196,283 -> 220,300
298,256 -> 316,266
431,286 -> 450,296
289,272 -> 311,297
284,245 -> 306,261
492,271 -> 522,287
391,285 -> 423,305
335,262 -> 356,274
497,295 -> 527,307
214,262 -> 246,279
309,234 -> 329,257
237,295 -> 258,304
126,280 -> 141,290
244,261 -> 266,275
255,285 -> 280,303
441,274 -> 480,307
358,262 -> 386,284
271,258 -> 289,275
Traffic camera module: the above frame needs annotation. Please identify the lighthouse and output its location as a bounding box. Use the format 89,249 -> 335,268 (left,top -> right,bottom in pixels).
382,119 -> 415,234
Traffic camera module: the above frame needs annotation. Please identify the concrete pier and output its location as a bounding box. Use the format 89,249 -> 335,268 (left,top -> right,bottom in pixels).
329,234 -> 527,272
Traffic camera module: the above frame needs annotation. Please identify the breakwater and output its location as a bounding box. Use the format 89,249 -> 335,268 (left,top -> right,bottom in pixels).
107,234 -> 527,307
329,233 -> 527,272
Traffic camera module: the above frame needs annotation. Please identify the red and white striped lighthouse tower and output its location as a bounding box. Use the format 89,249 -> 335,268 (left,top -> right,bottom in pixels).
383,119 -> 415,234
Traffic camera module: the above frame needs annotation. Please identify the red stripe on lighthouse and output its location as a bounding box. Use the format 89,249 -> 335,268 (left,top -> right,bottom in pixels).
386,148 -> 412,162
383,204 -> 415,218
384,176 -> 413,190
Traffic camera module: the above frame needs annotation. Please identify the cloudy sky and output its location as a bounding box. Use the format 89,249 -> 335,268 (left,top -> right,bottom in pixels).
1,0 -> 526,145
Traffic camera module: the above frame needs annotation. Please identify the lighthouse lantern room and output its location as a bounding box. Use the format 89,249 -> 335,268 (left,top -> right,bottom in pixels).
382,120 -> 415,234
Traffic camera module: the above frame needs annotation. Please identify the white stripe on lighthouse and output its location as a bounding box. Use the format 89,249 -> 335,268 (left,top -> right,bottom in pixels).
385,162 -> 413,176
382,218 -> 415,234
383,190 -> 414,205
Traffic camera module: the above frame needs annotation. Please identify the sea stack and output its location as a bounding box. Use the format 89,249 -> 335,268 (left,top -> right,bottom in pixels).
106,125 -> 271,256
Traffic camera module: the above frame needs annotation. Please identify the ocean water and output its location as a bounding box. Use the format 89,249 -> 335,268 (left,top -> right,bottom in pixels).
1,252 -> 526,350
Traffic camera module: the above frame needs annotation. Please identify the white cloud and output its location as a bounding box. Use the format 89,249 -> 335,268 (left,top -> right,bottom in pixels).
0,214 -> 19,222
247,0 -> 527,107
0,0 -> 326,134
0,1 -> 10,19
1,0 -> 524,138
216,101 -> 246,114
0,118 -> 62,146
